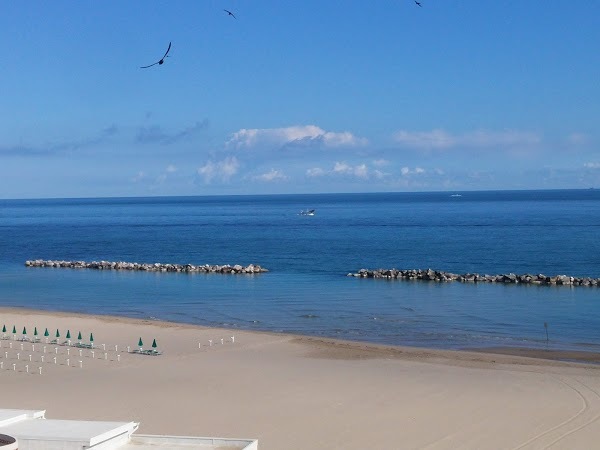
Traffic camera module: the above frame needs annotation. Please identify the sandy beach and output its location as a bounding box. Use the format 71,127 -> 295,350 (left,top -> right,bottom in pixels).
1,307 -> 599,449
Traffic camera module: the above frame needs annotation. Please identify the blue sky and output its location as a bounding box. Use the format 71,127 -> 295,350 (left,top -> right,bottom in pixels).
1,1 -> 599,198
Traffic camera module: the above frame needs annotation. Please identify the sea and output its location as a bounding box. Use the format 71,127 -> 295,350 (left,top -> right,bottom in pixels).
1,189 -> 599,352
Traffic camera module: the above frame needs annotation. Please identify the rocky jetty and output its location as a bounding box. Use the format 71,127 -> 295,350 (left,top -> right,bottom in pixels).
25,259 -> 268,274
347,268 -> 600,287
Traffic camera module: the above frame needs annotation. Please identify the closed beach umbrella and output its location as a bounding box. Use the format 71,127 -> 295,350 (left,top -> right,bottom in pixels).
22,327 -> 27,336
55,329 -> 60,338
77,331 -> 82,341
138,337 -> 143,349
89,333 -> 94,343
2,325 -> 6,333
12,325 -> 16,334
44,328 -> 49,337
152,339 -> 157,348
66,330 -> 71,339
34,327 -> 38,337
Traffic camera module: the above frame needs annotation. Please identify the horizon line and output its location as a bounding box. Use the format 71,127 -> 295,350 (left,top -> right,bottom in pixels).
0,187 -> 596,202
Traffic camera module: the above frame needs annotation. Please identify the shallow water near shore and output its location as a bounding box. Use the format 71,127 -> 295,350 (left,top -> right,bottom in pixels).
1,190 -> 599,351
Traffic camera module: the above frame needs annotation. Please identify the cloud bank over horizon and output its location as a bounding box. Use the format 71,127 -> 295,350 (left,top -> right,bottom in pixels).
226,125 -> 368,150
3,120 -> 598,197
392,129 -> 542,151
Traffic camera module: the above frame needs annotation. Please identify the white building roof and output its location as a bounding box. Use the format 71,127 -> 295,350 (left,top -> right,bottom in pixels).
0,418 -> 137,448
0,409 -> 257,450
0,409 -> 45,427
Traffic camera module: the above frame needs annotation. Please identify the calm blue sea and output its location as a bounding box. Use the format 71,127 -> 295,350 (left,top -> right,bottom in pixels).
1,190 -> 599,351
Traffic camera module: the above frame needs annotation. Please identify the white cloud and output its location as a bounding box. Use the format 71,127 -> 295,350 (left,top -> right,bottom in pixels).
132,171 -> 145,182
253,169 -> 288,182
306,167 -> 326,177
393,129 -> 541,150
330,162 -> 370,179
584,162 -> 600,169
333,162 -> 353,174
354,164 -> 368,179
373,169 -> 387,180
372,159 -> 389,167
401,167 -> 426,176
227,125 -> 368,149
197,156 -> 240,184
166,164 -> 177,173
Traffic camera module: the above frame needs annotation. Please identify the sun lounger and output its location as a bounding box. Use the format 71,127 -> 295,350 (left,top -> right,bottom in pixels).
131,349 -> 162,356
74,342 -> 94,349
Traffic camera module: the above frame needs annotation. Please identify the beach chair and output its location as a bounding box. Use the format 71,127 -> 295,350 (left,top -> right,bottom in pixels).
131,338 -> 161,356
133,348 -> 162,356
50,329 -> 60,345
75,342 -> 94,349
32,327 -> 41,343
17,326 -> 30,342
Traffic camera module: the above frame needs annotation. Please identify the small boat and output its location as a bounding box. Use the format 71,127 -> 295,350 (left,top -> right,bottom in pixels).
450,194 -> 462,197
299,209 -> 315,216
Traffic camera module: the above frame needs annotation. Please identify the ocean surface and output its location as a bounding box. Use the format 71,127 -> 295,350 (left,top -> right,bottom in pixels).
1,190 -> 599,352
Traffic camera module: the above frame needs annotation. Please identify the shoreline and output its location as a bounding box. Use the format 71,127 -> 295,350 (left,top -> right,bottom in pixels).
2,306 -> 600,449
2,306 -> 599,367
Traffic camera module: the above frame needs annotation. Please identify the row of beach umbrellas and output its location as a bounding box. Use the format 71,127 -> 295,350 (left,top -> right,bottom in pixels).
2,325 -> 93,342
2,325 -> 160,353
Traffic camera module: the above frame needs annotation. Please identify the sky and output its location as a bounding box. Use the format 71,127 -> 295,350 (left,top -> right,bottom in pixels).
1,0 -> 599,198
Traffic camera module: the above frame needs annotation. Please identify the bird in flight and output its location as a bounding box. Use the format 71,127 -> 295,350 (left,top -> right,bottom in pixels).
223,9 -> 237,19
140,42 -> 172,69
415,1 -> 422,6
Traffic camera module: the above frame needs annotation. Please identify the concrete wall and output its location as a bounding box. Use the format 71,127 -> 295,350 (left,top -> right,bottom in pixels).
132,434 -> 259,449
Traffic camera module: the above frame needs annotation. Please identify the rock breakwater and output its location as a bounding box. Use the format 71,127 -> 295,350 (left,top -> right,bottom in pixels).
347,268 -> 600,287
25,259 -> 268,274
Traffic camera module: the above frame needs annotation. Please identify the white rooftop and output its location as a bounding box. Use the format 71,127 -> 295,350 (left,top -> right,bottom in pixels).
0,409 -> 257,450
0,409 -> 44,427
0,418 -> 137,448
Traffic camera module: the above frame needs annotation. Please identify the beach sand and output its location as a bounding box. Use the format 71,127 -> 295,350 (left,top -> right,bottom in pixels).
1,307 -> 599,450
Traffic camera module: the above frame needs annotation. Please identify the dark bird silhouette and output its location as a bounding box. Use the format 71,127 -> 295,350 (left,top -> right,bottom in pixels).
415,1 -> 422,6
140,42 -> 172,69
223,9 -> 237,19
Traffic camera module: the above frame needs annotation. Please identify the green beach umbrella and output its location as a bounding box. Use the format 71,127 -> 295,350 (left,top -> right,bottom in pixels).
138,337 -> 143,347
55,329 -> 60,338
89,333 -> 94,342
44,328 -> 49,337
77,331 -> 82,341
22,327 -> 27,335
152,339 -> 157,349
2,325 -> 6,333
34,327 -> 38,336
66,330 -> 71,339
12,325 -> 16,334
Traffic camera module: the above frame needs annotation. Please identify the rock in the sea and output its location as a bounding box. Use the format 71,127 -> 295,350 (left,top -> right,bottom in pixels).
25,259 -> 268,275
347,268 -> 599,288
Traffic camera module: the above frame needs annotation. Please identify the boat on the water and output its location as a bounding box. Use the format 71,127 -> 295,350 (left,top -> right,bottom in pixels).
299,209 -> 315,216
